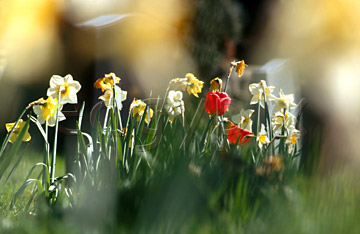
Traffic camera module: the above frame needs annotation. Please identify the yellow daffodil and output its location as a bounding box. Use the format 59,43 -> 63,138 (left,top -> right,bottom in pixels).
272,89 -> 298,113
272,111 -> 295,133
165,90 -> 185,123
231,60 -> 247,77
94,72 -> 121,92
168,73 -> 204,98
33,96 -> 66,127
231,109 -> 255,132
257,124 -> 270,149
185,73 -> 204,98
99,86 -> 127,109
285,128 -> 301,153
130,99 -> 153,124
47,74 -> 81,105
209,77 -> 223,92
249,80 -> 276,108
5,119 -> 31,143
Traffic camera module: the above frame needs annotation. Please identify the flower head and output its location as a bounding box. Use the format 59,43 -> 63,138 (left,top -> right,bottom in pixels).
285,128 -> 301,153
5,119 -> 31,143
168,73 -> 204,98
231,108 -> 255,132
257,124 -> 270,149
47,74 -> 81,105
130,99 -> 153,124
249,80 -> 276,108
33,96 -> 66,127
204,91 -> 231,116
231,60 -> 247,78
228,124 -> 253,145
272,89 -> 298,112
99,86 -> 127,109
209,77 -> 223,92
94,72 -> 121,92
272,110 -> 296,133
185,73 -> 203,97
165,90 -> 184,123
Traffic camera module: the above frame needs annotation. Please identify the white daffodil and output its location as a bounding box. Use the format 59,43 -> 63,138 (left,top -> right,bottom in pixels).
33,97 -> 65,127
249,80 -> 276,108
285,128 -> 301,153
257,124 -> 270,149
272,110 -> 296,134
165,90 -> 185,123
47,74 -> 81,105
272,89 -> 297,113
99,86 -> 127,109
231,108 -> 254,132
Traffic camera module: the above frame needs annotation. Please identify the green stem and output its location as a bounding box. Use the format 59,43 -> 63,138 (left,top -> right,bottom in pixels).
50,91 -> 61,185
43,122 -> 49,190
256,101 -> 261,136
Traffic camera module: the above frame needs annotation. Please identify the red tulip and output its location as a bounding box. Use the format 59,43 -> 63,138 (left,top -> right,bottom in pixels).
204,92 -> 231,116
228,125 -> 253,145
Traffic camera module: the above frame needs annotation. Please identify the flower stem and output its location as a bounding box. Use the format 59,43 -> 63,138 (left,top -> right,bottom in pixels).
50,91 -> 61,185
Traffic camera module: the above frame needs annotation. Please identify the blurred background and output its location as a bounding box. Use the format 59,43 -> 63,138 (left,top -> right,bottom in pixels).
1,0 -> 360,170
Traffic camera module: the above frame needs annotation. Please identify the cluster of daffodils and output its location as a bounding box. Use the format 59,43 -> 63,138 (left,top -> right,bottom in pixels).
5,74 -> 81,143
230,79 -> 300,154
94,73 -> 127,109
165,73 -> 204,123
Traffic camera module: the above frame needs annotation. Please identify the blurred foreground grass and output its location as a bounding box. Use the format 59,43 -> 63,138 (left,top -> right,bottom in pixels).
1,151 -> 359,234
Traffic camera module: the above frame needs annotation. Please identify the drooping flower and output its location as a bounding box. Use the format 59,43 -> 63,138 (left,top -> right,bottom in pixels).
231,109 -> 255,132
164,90 -> 184,123
257,124 -> 270,149
272,89 -> 298,113
94,72 -> 121,92
272,110 -> 296,133
209,77 -> 223,92
99,86 -> 127,109
5,119 -> 31,143
285,128 -> 301,153
228,124 -> 253,145
249,80 -> 276,108
204,92 -> 231,116
185,73 -> 204,98
231,60 -> 247,78
33,96 -> 66,127
47,74 -> 81,105
130,99 -> 153,124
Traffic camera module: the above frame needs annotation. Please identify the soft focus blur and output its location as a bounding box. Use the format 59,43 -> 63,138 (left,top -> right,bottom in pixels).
253,0 -> 360,168
1,0 -> 360,168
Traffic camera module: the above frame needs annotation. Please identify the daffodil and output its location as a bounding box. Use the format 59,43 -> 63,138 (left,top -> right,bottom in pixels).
165,90 -> 185,123
209,77 -> 223,92
272,111 -> 295,133
47,74 -> 81,105
285,128 -> 301,153
130,99 -> 153,124
257,124 -> 270,149
249,80 -> 276,108
168,73 -> 204,98
231,60 -> 247,77
185,73 -> 204,97
5,119 -> 31,143
99,86 -> 127,109
272,89 -> 297,113
33,96 -> 66,127
94,72 -> 121,92
231,109 -> 255,132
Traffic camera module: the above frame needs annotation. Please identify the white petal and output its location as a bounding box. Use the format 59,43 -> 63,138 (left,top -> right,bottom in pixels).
50,75 -> 64,88
64,74 -> 74,83
69,80 -> 81,92
33,105 -> 42,116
